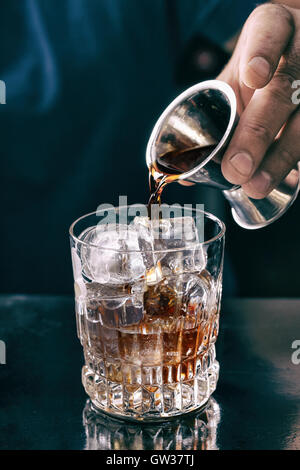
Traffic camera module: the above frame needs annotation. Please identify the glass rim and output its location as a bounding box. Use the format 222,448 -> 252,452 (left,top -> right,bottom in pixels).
69,206 -> 226,254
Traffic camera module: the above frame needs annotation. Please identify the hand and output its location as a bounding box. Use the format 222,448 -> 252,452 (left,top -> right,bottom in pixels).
219,2 -> 300,199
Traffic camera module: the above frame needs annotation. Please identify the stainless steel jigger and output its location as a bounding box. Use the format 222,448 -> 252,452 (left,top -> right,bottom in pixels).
146,80 -> 300,229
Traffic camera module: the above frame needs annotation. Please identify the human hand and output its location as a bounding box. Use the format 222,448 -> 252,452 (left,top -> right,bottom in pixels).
219,2 -> 300,199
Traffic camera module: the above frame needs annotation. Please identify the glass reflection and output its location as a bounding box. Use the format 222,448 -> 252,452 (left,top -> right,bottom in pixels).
83,398 -> 220,450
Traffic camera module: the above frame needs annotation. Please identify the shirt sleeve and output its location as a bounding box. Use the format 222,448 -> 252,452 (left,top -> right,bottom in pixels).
177,0 -> 264,47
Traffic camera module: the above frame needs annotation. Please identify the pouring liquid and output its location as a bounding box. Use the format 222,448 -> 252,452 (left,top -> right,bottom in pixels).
147,144 -> 217,214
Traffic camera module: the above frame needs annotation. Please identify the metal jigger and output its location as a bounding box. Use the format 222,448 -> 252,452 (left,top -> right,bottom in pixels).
146,80 -> 300,229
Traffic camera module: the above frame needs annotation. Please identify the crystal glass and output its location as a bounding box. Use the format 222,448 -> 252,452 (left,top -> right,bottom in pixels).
69,206 -> 225,422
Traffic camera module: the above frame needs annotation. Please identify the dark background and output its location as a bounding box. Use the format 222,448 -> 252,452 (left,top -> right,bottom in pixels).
1,0 -> 298,299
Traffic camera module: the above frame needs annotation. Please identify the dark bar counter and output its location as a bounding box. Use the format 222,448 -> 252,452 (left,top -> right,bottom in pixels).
0,296 -> 299,450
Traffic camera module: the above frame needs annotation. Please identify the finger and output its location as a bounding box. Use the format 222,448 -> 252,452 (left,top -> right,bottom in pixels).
222,42 -> 300,187
241,3 -> 294,89
221,82 -> 297,185
242,109 -> 300,199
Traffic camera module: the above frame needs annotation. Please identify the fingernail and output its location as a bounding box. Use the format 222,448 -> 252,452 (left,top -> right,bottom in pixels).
249,171 -> 272,194
248,56 -> 271,81
230,152 -> 254,177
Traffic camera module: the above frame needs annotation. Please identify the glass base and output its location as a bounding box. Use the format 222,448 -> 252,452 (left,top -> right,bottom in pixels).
81,345 -> 219,422
90,395 -> 211,423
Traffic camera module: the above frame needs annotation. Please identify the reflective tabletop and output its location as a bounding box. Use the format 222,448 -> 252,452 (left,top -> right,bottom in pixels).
0,296 -> 299,450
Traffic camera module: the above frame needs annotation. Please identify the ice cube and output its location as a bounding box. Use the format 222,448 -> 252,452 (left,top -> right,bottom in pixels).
132,216 -> 163,285
152,216 -> 198,246
86,283 -> 144,328
152,217 -> 206,275
143,273 -> 210,332
71,246 -> 87,297
79,224 -> 146,284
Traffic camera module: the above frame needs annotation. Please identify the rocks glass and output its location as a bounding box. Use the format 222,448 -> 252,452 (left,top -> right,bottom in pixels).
69,205 -> 225,421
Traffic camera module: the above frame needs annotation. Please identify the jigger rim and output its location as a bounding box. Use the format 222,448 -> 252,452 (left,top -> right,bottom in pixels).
146,79 -> 237,182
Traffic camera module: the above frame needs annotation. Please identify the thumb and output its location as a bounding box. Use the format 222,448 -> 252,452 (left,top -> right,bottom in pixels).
241,4 -> 294,89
